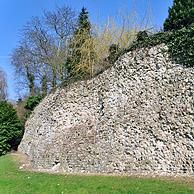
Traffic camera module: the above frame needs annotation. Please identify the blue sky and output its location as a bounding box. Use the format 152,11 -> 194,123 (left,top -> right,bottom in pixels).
0,0 -> 173,100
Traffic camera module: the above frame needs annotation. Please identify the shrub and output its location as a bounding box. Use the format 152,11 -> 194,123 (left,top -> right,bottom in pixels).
25,95 -> 43,111
0,101 -> 23,156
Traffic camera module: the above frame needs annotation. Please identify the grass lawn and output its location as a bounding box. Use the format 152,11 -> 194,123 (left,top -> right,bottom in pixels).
0,154 -> 194,194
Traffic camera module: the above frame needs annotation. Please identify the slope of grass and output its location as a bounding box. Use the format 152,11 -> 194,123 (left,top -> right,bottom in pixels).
0,154 -> 194,194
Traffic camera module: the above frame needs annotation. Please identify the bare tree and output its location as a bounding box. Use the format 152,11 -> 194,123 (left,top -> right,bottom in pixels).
11,5 -> 77,95
0,68 -> 7,100
11,43 -> 37,95
43,5 -> 77,85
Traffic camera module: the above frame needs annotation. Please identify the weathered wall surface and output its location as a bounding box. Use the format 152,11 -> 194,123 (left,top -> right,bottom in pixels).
19,44 -> 194,175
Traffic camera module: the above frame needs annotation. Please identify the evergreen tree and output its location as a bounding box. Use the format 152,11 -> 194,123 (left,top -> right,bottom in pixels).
0,101 -> 23,155
67,7 -> 95,79
76,7 -> 91,34
164,0 -> 194,31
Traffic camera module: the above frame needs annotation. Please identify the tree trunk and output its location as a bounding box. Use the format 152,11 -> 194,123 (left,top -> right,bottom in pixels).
26,67 -> 35,95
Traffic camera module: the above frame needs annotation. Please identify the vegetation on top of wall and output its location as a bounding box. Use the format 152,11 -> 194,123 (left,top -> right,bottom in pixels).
113,25 -> 194,68
126,0 -> 194,67
109,0 -> 194,68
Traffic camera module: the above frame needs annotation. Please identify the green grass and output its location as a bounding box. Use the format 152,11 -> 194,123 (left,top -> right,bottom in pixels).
0,154 -> 194,194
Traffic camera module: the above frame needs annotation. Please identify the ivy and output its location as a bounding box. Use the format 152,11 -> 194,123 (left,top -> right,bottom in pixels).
116,25 -> 194,68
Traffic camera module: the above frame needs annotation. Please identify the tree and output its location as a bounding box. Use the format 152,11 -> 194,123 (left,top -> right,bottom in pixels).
67,7 -> 95,79
164,0 -> 194,31
25,95 -> 43,111
75,7 -> 91,33
43,6 -> 77,86
163,0 -> 194,67
11,43 -> 37,96
41,75 -> 48,96
11,5 -> 77,94
0,101 -> 23,155
0,68 -> 7,100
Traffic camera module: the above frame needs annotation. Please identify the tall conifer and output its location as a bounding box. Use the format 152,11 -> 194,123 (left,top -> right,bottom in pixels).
164,0 -> 194,31
67,7 -> 95,79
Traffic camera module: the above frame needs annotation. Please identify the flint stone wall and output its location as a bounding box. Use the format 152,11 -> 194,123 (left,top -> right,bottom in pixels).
19,44 -> 194,175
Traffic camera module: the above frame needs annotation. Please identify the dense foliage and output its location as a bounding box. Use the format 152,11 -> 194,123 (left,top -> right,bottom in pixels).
25,95 -> 43,111
0,101 -> 23,155
167,26 -> 194,67
164,0 -> 194,31
15,95 -> 43,125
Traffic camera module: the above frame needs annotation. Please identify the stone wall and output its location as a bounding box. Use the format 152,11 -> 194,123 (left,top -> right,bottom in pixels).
19,44 -> 194,175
